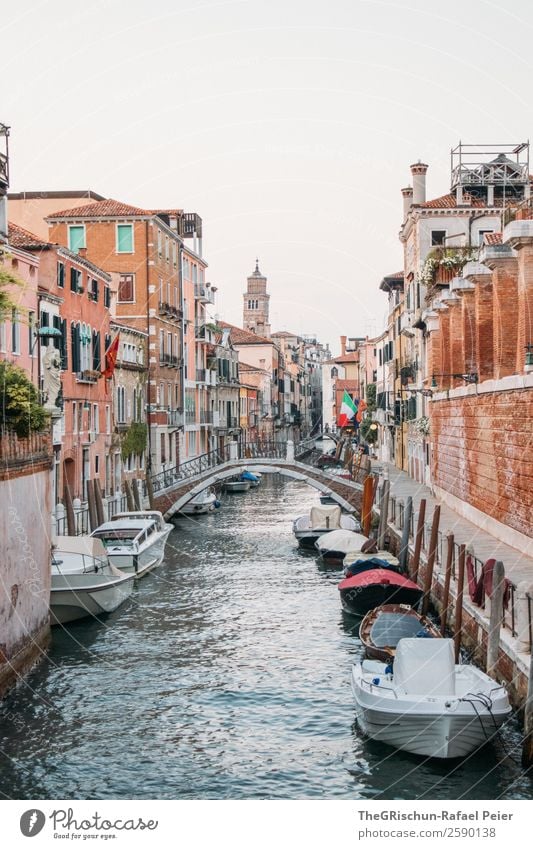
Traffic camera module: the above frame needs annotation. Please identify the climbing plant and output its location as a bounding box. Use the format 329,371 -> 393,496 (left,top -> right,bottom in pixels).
121,421 -> 147,461
365,383 -> 376,412
0,361 -> 48,436
0,251 -> 25,319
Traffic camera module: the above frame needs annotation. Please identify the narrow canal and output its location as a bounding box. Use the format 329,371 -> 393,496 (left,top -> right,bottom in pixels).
0,475 -> 531,800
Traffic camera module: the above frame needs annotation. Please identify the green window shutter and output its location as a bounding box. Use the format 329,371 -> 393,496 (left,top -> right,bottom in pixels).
68,226 -> 85,253
117,224 -> 133,253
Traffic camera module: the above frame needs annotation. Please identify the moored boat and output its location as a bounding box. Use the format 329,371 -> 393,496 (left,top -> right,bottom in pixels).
339,569 -> 423,614
91,510 -> 173,577
315,529 -> 369,564
293,505 -> 360,549
50,536 -> 134,625
180,487 -> 220,515
351,638 -> 512,759
359,603 -> 441,662
224,478 -> 251,492
241,470 -> 261,488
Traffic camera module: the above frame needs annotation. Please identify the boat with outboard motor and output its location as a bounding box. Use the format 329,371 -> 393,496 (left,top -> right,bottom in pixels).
314,529 -> 370,564
293,504 -> 360,550
91,510 -> 173,578
351,638 -> 512,758
50,536 -> 134,624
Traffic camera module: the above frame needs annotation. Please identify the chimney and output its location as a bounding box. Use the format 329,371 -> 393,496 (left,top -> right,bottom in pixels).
410,161 -> 429,205
340,335 -> 346,356
401,186 -> 413,220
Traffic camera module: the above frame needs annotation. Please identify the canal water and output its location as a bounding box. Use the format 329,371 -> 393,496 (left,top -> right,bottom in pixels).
0,474 -> 531,800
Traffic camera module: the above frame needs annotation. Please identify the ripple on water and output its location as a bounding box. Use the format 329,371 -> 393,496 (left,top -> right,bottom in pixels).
0,476 -> 530,800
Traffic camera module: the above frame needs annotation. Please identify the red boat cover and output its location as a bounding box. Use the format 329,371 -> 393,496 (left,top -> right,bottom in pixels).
338,569 -> 420,592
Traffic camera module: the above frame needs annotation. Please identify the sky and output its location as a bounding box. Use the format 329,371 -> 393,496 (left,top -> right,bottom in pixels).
2,0 -> 533,354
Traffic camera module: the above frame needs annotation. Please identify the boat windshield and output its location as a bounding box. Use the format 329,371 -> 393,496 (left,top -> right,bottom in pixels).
93,529 -> 140,549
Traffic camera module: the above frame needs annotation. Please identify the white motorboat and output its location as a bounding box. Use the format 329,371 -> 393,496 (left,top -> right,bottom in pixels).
91,510 -> 173,577
180,487 -> 220,515
293,505 -> 360,549
352,638 -> 511,759
224,478 -> 251,493
50,536 -> 134,625
315,529 -> 370,563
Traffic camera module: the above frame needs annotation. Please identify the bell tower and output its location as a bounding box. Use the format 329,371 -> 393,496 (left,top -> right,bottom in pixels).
243,259 -> 271,337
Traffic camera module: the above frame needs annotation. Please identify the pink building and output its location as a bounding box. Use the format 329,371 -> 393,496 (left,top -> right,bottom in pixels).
0,223 -> 40,384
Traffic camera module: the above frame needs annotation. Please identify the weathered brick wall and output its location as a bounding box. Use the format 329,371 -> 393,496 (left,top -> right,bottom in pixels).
431,389 -> 533,538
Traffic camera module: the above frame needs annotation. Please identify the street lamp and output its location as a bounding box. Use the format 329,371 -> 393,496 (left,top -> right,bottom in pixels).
431,372 -> 478,388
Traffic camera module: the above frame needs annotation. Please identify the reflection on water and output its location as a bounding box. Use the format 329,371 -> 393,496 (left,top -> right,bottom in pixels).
0,475 -> 530,799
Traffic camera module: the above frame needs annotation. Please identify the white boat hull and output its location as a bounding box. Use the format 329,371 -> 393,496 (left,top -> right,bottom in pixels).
225,481 -> 251,492
50,571 -> 134,624
351,663 -> 511,759
106,526 -> 172,577
180,492 -> 218,514
293,514 -> 359,548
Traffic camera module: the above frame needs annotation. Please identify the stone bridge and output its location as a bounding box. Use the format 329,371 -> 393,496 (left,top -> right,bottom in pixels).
146,440 -> 364,520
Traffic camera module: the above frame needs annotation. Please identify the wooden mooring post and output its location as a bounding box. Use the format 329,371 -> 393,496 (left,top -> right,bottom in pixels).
486,560 -> 505,676
132,478 -> 141,510
398,496 -> 412,574
440,533 -> 454,636
64,483 -> 76,536
361,475 -> 374,537
454,544 -> 466,663
522,648 -> 533,767
411,498 -> 426,583
145,474 -> 155,510
86,479 -> 98,532
93,479 -> 105,526
421,504 -> 440,616
376,475 -> 390,549
124,479 -> 135,511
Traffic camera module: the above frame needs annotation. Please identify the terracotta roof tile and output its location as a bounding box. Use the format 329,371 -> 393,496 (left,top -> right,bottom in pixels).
484,231 -> 503,245
47,198 -> 152,219
8,221 -> 49,249
334,352 -> 360,363
218,321 -> 273,346
419,192 -> 486,209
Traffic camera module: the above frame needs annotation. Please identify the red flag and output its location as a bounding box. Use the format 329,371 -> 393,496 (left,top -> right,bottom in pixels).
103,333 -> 120,382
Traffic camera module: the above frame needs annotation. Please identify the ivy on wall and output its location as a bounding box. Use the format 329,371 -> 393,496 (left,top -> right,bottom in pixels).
121,422 -> 147,461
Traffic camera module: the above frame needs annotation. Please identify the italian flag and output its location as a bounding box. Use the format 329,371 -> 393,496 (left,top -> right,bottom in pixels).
338,390 -> 358,428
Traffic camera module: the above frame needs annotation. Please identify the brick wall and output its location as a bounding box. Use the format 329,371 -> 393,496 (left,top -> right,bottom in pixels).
431,389 -> 533,538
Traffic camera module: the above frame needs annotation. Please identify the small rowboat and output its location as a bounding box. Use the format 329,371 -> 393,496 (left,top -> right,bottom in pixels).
359,603 -> 441,662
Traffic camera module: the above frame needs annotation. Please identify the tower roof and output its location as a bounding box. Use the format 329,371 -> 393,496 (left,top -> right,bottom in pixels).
249,258 -> 265,278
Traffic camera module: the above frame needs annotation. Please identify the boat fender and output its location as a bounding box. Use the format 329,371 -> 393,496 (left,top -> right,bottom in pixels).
214,500 -> 221,509
384,664 -> 393,675
415,628 -> 432,638
372,677 -> 380,685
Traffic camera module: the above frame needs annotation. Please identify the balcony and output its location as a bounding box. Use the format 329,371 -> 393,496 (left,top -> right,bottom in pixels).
159,353 -> 181,368
199,410 -> 213,424
185,410 -> 197,425
196,368 -> 206,383
194,283 -> 215,305
158,301 -> 183,321
195,322 -> 211,342
76,369 -> 100,383
167,409 -> 184,427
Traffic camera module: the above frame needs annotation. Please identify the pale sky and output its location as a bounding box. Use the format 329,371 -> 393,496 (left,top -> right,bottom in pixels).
2,0 -> 532,354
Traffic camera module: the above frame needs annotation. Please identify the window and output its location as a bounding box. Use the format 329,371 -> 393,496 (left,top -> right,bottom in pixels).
478,229 -> 494,246
68,225 -> 85,253
172,242 -> 177,267
73,401 -> 77,433
57,261 -> 65,288
70,267 -> 82,293
104,286 -> 111,308
28,311 -> 36,356
95,455 -> 99,474
192,264 -> 198,284
117,386 -> 126,423
116,224 -> 133,253
431,230 -> 446,246
89,278 -> 99,301
159,277 -> 163,302
165,236 -> 169,262
160,433 -> 166,464
11,309 -> 20,354
106,404 -> 110,434
93,404 -> 99,434
0,321 -> 5,352
118,273 -> 134,302
157,230 -> 162,256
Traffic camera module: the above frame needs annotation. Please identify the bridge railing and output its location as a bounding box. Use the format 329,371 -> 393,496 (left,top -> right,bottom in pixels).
144,437 -> 322,497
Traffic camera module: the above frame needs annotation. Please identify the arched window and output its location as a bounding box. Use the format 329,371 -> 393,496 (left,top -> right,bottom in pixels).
331,367 -> 338,378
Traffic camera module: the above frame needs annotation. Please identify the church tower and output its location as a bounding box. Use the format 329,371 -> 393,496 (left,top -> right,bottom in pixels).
243,259 -> 271,337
